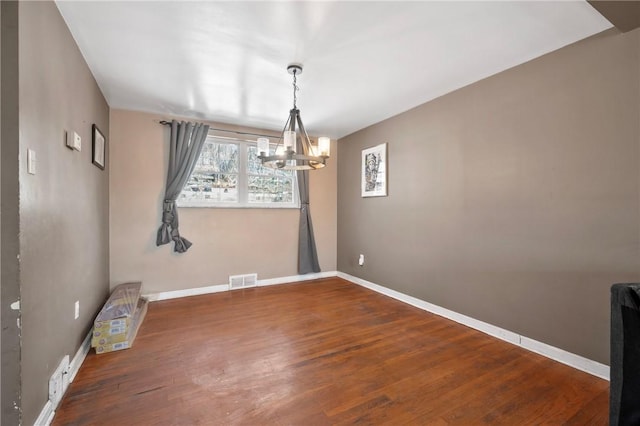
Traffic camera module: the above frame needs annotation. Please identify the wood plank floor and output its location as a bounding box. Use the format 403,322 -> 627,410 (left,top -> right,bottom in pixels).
53,278 -> 609,425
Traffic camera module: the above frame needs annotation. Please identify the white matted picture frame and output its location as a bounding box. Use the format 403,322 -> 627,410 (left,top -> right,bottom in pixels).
361,143 -> 387,197
92,124 -> 106,170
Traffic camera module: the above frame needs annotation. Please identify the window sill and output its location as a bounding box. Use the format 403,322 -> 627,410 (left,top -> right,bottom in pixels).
177,202 -> 300,209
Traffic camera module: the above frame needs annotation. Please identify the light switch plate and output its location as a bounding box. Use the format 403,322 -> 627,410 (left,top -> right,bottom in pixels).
65,130 -> 74,150
73,132 -> 81,151
27,149 -> 36,175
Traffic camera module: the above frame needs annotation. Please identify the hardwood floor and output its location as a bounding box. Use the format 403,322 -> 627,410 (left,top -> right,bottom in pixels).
53,278 -> 608,425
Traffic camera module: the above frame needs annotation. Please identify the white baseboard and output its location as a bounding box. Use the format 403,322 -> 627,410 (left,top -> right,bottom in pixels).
34,400 -> 55,426
35,330 -> 91,426
337,271 -> 610,381
143,284 -> 229,302
69,329 -> 92,383
520,336 -> 610,380
143,271 -> 338,302
258,271 -> 337,287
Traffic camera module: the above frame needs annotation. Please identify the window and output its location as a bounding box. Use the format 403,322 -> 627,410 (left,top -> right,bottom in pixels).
177,136 -> 298,208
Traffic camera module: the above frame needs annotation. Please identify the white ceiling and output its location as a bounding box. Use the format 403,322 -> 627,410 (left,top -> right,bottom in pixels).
55,1 -> 611,139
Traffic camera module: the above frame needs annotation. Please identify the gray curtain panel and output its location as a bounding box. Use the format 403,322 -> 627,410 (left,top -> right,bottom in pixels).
297,168 -> 321,274
296,135 -> 321,274
156,120 -> 209,253
610,283 -> 640,425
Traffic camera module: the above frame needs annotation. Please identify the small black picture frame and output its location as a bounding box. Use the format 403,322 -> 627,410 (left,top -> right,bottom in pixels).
92,124 -> 106,170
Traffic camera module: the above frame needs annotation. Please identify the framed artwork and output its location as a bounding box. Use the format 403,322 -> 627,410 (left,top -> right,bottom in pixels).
361,143 -> 387,197
92,124 -> 106,170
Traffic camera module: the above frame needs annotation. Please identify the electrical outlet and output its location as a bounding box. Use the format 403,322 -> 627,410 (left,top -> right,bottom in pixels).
358,254 -> 365,266
74,301 -> 80,319
48,355 -> 70,408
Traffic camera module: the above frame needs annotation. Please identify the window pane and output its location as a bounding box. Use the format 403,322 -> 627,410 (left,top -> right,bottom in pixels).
247,145 -> 292,178
248,176 -> 294,204
198,142 -> 239,173
180,140 -> 239,203
180,173 -> 238,203
247,145 -> 296,205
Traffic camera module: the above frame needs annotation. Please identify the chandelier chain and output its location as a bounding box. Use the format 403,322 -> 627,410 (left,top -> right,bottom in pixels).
292,70 -> 299,109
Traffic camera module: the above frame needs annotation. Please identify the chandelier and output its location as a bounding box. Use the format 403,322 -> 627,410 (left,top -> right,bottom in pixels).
257,64 -> 330,170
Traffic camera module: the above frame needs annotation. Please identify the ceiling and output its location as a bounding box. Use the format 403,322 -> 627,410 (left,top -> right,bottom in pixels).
55,1 -> 612,139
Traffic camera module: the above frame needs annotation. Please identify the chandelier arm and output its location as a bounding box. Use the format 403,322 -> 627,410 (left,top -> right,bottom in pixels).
309,160 -> 323,170
280,113 -> 292,136
295,113 -> 313,156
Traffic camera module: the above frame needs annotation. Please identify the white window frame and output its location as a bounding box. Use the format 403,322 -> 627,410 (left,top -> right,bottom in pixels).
177,135 -> 299,209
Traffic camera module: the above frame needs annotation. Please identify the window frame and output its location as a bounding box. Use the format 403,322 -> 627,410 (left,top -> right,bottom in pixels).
177,135 -> 300,209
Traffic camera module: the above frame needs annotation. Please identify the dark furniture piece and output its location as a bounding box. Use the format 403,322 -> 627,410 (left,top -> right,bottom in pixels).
611,283 -> 640,425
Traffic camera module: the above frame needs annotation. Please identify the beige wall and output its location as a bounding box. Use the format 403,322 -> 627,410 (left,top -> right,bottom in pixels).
337,28 -> 640,365
110,109 -> 337,294
18,2 -> 110,424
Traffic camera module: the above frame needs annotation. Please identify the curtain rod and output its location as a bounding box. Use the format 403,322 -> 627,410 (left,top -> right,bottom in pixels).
159,120 -> 280,140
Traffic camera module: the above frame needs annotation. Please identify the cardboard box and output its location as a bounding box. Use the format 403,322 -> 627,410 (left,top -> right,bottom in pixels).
91,327 -> 129,346
92,324 -> 127,338
95,298 -> 148,354
93,282 -> 142,330
93,317 -> 131,332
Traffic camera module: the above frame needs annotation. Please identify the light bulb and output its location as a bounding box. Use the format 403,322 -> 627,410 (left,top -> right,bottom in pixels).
284,131 -> 296,153
318,137 -> 330,157
257,138 -> 269,156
